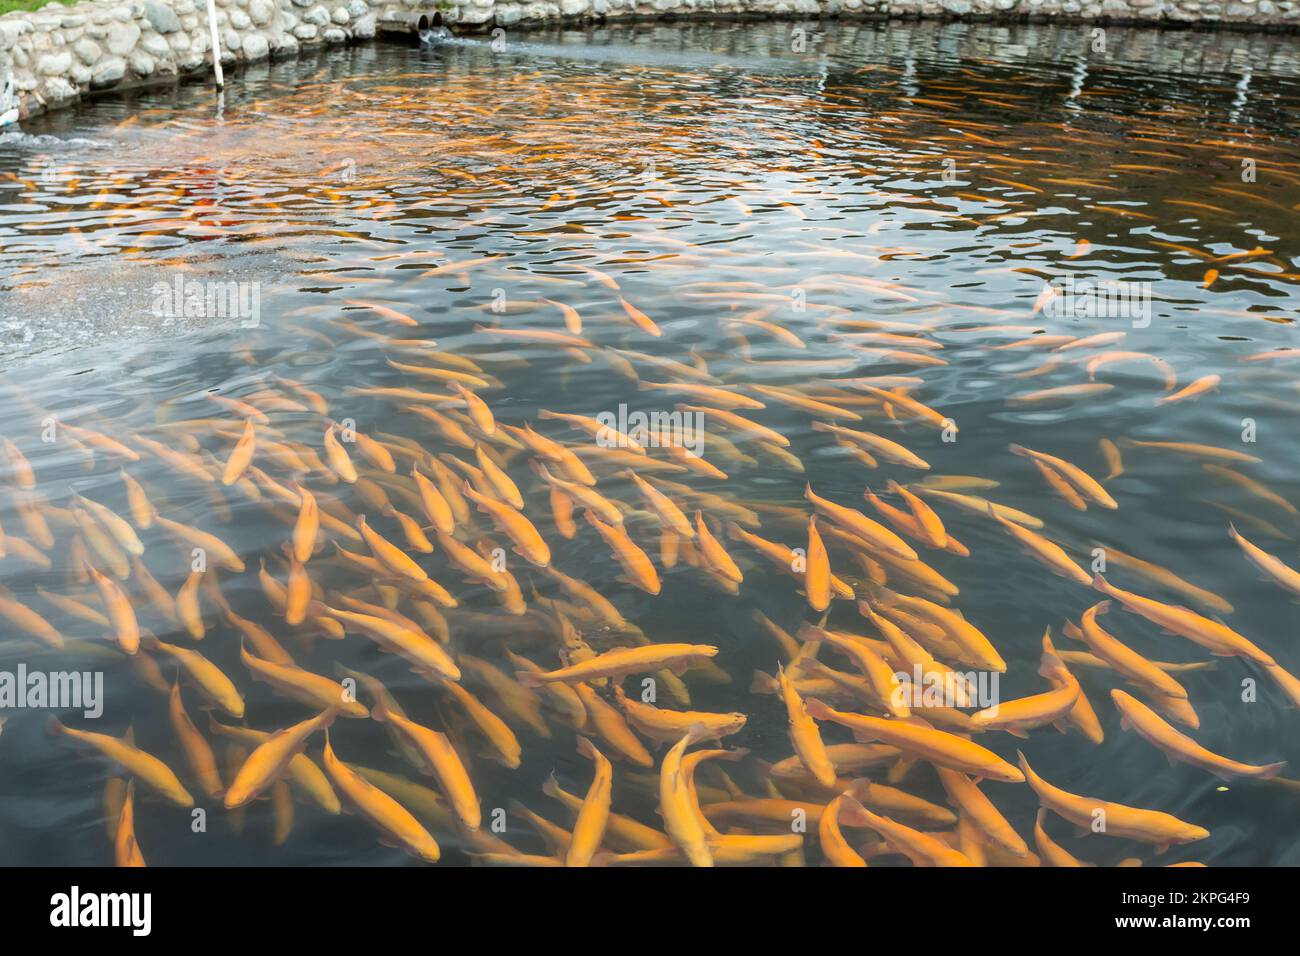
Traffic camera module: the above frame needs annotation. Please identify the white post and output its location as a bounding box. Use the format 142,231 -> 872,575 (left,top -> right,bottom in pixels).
206,0 -> 224,90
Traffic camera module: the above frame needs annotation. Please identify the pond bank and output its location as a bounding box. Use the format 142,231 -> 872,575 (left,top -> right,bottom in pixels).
0,0 -> 1295,122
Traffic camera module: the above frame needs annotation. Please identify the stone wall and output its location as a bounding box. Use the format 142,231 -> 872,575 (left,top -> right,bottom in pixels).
0,0 -> 1294,122
0,0 -> 378,120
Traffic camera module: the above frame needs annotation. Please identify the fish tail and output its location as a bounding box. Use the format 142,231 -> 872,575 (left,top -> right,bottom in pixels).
541,773 -> 561,798
836,793 -> 874,827
749,670 -> 776,694
804,698 -> 834,721
1038,650 -> 1065,681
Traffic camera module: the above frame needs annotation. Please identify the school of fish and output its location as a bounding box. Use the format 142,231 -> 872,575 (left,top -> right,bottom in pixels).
1,22 -> 1298,867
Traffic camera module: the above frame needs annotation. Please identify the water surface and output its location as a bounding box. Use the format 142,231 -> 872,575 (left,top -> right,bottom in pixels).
0,20 -> 1298,867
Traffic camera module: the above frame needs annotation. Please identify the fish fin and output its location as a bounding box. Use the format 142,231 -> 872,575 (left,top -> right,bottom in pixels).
749,670 -> 776,694
1005,727 -> 1030,739
845,779 -> 873,801
1257,761 -> 1288,780
541,773 -> 561,799
803,698 -> 833,721
836,794 -> 873,828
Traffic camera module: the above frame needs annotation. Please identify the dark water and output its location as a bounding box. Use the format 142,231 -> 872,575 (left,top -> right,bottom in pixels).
0,20 -> 1298,866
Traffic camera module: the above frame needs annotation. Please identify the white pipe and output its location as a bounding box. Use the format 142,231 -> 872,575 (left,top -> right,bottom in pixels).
206,0 -> 224,90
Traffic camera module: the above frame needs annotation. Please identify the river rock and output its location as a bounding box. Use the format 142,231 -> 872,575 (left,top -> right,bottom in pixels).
176,48 -> 205,70
105,20 -> 139,54
36,50 -> 72,75
130,50 -> 155,74
143,0 -> 182,32
141,32 -> 169,55
242,31 -> 269,58
40,75 -> 78,104
0,23 -> 26,53
72,36 -> 101,63
269,31 -> 298,54
90,54 -> 125,86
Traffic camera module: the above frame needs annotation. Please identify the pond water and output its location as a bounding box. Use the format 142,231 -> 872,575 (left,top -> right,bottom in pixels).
0,19 -> 1297,866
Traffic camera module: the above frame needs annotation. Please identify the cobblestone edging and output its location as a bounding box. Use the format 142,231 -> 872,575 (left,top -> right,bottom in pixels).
0,0 -> 1294,123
